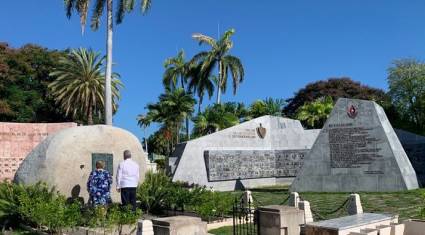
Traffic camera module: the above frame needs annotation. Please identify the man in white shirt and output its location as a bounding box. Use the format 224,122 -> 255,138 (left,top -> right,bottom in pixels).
116,150 -> 140,211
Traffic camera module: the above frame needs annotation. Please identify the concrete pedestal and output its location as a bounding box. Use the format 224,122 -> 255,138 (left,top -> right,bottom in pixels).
257,205 -> 305,235
152,216 -> 207,235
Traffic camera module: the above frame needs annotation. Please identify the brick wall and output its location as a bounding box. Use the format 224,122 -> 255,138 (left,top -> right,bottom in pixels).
0,122 -> 77,180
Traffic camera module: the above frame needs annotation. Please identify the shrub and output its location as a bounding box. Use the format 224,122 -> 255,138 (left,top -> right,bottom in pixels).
17,182 -> 81,233
0,181 -> 26,228
137,170 -> 173,213
154,159 -> 166,170
137,171 -> 234,220
189,191 -> 233,220
84,204 -> 142,234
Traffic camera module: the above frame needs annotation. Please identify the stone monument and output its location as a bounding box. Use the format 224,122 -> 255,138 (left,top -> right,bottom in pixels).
14,125 -> 148,202
0,122 -> 77,181
395,129 -> 425,187
291,98 -> 419,192
169,115 -> 320,191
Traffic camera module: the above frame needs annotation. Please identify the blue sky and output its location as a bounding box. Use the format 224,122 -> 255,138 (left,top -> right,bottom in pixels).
1,1 -> 425,139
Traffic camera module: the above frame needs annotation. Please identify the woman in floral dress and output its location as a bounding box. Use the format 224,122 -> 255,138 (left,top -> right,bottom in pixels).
87,161 -> 113,206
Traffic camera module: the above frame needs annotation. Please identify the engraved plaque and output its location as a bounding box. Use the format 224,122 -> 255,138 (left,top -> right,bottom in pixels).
204,149 -> 307,181
92,153 -> 114,175
328,123 -> 383,172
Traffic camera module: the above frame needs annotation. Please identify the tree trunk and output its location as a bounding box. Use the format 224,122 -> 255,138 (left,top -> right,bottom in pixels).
87,103 -> 93,125
180,76 -> 185,90
185,116 -> 190,140
216,61 -> 222,104
104,0 -> 113,125
144,127 -> 148,154
176,123 -> 180,144
198,96 -> 202,114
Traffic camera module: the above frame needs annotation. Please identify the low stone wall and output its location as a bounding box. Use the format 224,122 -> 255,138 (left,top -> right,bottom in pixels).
0,122 -> 77,181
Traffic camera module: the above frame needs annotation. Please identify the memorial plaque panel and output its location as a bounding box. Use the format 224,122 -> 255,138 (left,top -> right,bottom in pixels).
92,153 -> 113,175
328,123 -> 383,172
204,149 -> 307,181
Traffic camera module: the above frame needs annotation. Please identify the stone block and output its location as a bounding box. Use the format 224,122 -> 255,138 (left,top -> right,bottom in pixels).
347,194 -> 363,215
375,225 -> 391,235
403,219 -> 425,235
257,205 -> 305,235
242,190 -> 253,207
152,216 -> 207,235
288,192 -> 300,207
305,213 -> 396,235
390,223 -> 404,235
359,228 -> 377,235
137,219 -> 154,235
298,200 -> 313,223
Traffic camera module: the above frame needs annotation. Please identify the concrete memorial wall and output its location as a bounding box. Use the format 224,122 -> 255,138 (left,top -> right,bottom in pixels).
291,98 -> 419,192
0,122 -> 77,181
169,116 -> 320,191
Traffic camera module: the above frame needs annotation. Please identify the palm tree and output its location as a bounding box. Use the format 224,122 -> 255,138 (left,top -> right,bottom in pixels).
163,50 -> 194,140
163,49 -> 191,90
192,103 -> 239,136
295,96 -> 334,129
147,88 -> 195,144
49,48 -> 122,125
137,114 -> 152,153
249,98 -> 286,118
64,0 -> 152,125
187,65 -> 215,113
191,28 -> 244,104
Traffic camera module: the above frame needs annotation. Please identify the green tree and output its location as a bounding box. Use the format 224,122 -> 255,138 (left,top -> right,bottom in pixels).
187,65 -> 215,114
295,96 -> 334,129
388,59 -> 425,133
192,103 -> 240,137
49,48 -> 122,125
163,49 -> 191,91
249,98 -> 286,118
191,28 -> 244,104
163,50 -> 194,140
284,77 -> 391,117
64,0 -> 152,125
137,114 -> 152,154
146,128 -> 171,156
0,43 -> 72,122
147,88 -> 195,145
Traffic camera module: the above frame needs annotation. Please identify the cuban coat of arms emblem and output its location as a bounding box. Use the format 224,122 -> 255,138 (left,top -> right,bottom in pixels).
256,123 -> 266,139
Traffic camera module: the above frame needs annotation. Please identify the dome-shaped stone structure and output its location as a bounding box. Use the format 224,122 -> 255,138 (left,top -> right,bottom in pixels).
14,125 -> 148,202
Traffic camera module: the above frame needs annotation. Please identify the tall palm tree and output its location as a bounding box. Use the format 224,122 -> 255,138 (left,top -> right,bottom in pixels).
64,0 -> 152,125
187,65 -> 215,114
163,49 -> 191,90
147,88 -> 195,144
137,114 -> 152,153
295,96 -> 334,129
163,50 -> 194,140
191,28 -> 244,104
49,48 -> 122,125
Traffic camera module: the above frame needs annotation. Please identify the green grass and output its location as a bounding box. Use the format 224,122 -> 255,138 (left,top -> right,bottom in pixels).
209,225 -> 234,235
209,185 -> 425,235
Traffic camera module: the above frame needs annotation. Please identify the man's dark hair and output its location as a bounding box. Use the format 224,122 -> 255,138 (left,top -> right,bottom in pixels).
124,150 -> 132,160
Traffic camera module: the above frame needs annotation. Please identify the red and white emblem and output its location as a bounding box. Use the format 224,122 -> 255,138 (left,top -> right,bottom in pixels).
347,105 -> 358,119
